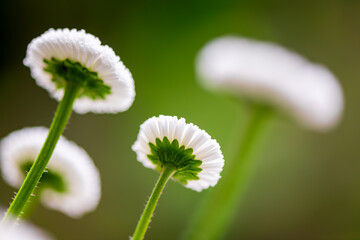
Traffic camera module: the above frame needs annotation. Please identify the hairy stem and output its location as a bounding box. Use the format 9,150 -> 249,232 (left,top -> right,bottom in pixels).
182,105 -> 272,240
20,187 -> 42,220
132,165 -> 175,240
2,82 -> 80,223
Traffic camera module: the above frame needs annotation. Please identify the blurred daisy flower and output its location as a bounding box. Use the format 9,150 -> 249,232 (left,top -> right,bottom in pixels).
131,115 -> 224,240
196,36 -> 344,131
24,28 -> 135,114
0,222 -> 53,240
0,127 -> 101,218
184,36 -> 345,240
0,208 -> 53,240
132,115 -> 224,192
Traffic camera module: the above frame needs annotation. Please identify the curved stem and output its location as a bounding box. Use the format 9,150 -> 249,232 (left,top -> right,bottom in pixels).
2,82 -> 80,223
182,105 -> 272,240
132,165 -> 176,240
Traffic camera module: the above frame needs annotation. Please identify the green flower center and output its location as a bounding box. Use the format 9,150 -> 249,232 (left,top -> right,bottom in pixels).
43,58 -> 111,100
147,137 -> 202,184
21,161 -> 67,193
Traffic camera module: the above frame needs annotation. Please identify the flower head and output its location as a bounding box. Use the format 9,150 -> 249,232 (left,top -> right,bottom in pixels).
24,28 -> 135,114
132,115 -> 224,192
196,36 -> 344,131
0,208 -> 53,240
0,222 -> 53,240
0,127 -> 101,218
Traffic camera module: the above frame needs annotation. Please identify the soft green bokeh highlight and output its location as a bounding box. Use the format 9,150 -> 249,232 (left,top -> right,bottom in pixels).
0,0 -> 359,239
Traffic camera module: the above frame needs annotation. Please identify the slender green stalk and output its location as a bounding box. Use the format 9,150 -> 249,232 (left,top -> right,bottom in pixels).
20,187 -> 42,220
182,105 -> 272,240
132,165 -> 176,240
2,82 -> 80,223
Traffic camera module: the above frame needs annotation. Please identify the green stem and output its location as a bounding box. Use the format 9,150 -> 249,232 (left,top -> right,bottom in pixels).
2,82 -> 80,223
20,187 -> 42,220
182,105 -> 272,240
132,165 -> 176,240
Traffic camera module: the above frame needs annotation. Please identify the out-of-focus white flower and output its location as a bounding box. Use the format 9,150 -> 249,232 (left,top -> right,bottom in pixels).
0,222 -> 53,240
24,28 -> 135,114
0,208 -> 54,240
196,36 -> 344,131
0,127 -> 101,218
132,115 -> 224,192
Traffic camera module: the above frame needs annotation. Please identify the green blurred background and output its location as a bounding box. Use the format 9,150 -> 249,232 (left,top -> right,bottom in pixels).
0,0 -> 359,239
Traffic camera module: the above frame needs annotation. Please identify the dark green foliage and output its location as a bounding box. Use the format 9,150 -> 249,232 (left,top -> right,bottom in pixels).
147,137 -> 202,184
21,161 -> 67,193
43,58 -> 111,100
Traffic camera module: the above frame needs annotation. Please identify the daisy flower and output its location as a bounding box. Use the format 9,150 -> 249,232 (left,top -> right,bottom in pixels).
196,36 -> 344,131
132,115 -> 224,191
24,28 -> 135,114
0,208 -> 54,240
0,221 -> 53,240
0,127 -> 101,218
131,115 -> 224,240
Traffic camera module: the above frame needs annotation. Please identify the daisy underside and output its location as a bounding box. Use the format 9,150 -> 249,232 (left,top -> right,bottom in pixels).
147,137 -> 202,184
44,58 -> 111,100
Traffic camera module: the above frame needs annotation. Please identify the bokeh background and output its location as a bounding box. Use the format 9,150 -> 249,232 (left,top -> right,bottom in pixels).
0,0 -> 359,239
